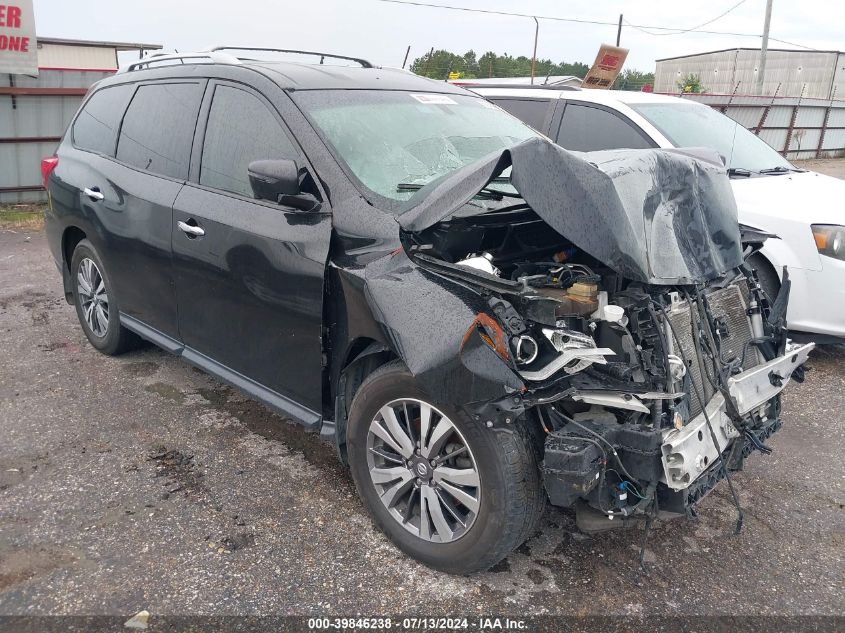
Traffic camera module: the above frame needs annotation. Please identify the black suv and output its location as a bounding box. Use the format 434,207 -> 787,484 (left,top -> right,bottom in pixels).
43,48 -> 811,574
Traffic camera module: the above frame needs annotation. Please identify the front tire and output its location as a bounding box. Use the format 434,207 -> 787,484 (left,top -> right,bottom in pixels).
749,253 -> 781,304
347,361 -> 544,574
70,239 -> 137,355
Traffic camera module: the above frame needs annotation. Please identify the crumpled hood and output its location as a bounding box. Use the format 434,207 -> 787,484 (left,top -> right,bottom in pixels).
398,137 -> 744,285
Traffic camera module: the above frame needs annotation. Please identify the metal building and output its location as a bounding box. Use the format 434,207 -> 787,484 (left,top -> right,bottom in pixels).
654,48 -> 845,99
1,37 -> 161,203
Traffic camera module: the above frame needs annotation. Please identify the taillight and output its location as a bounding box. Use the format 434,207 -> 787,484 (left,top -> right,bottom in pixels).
41,156 -> 59,188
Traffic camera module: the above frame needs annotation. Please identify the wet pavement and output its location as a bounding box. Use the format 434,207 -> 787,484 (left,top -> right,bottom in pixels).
0,228 -> 843,618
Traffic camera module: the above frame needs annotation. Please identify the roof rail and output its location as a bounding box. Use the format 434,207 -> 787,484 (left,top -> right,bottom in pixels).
455,82 -> 581,91
208,46 -> 374,68
125,50 -> 241,72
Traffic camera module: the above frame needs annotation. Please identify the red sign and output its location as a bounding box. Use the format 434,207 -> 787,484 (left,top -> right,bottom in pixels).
0,1 -> 37,75
582,44 -> 629,90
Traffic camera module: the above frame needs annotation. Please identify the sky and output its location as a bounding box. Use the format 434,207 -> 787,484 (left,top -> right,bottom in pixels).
31,0 -> 845,72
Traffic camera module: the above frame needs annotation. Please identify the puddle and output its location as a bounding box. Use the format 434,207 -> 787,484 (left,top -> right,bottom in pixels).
144,382 -> 184,404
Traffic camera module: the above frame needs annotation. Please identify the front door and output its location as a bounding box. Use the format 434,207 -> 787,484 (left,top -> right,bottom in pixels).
171,82 -> 331,427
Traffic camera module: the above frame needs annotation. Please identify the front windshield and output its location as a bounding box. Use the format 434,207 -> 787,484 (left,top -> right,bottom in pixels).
294,90 -> 538,209
630,102 -> 793,172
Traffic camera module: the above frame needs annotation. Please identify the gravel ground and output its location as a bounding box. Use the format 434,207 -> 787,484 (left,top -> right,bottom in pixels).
0,226 -> 843,619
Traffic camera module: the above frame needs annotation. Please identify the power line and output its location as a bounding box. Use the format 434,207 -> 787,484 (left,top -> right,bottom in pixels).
624,0 -> 750,36
377,0 -> 621,28
377,0 -> 822,49
767,37 -> 821,50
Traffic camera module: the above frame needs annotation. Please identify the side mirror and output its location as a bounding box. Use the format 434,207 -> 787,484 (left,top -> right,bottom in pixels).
248,159 -> 300,201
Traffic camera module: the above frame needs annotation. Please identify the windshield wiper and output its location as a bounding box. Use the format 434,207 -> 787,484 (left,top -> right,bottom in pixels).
727,167 -> 752,178
758,166 -> 798,175
396,182 -> 522,200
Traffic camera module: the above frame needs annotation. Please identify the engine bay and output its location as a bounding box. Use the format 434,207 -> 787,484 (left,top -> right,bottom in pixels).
401,206 -> 813,530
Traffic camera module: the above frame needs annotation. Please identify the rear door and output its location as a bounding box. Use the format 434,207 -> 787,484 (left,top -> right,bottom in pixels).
50,82 -> 135,270
107,80 -> 206,340
171,81 -> 332,426
60,80 -> 206,343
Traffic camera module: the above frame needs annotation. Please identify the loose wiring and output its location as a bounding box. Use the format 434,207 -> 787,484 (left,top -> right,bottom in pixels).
655,296 -> 745,534
606,469 -> 647,499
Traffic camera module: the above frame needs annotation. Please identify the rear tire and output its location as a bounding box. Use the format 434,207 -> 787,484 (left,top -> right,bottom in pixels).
70,239 -> 138,355
347,360 -> 544,574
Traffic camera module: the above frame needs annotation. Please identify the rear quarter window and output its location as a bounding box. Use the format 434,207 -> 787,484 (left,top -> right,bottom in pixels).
116,82 -> 204,180
72,84 -> 135,156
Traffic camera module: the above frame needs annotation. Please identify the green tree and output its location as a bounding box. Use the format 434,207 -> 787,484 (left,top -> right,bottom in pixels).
677,73 -> 706,94
409,49 -> 590,81
407,48 -> 650,88
461,50 -> 479,77
613,69 -> 655,91
410,49 -> 476,80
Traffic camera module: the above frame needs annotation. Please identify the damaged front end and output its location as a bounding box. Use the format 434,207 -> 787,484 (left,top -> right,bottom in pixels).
391,137 -> 812,530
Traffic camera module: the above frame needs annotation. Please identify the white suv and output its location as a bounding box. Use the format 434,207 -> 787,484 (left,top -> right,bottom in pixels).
464,84 -> 845,341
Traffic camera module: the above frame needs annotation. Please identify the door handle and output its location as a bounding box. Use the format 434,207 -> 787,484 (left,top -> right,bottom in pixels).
83,187 -> 104,201
177,220 -> 205,237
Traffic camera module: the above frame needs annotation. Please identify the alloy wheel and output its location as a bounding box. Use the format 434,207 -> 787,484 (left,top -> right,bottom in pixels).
77,257 -> 109,338
366,398 -> 481,543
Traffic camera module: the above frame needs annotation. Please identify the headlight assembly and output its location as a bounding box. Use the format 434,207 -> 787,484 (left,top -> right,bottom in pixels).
812,224 -> 845,261
511,335 -> 539,365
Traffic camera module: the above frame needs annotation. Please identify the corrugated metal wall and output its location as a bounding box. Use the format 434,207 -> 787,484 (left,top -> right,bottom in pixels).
655,49 -> 842,99
679,93 -> 845,160
1,68 -> 113,204
655,49 -> 740,94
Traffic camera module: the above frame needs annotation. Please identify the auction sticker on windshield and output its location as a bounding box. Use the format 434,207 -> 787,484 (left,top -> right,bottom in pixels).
410,93 -> 457,105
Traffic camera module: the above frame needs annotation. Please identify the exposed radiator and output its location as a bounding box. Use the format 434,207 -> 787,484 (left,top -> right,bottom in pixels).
667,285 -> 760,419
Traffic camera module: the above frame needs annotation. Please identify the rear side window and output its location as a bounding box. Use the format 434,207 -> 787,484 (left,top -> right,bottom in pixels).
116,83 -> 203,179
488,98 -> 552,132
556,103 -> 653,152
72,84 -> 135,156
199,85 -> 298,197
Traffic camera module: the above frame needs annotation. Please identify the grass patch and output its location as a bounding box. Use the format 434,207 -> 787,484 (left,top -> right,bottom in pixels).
0,204 -> 47,231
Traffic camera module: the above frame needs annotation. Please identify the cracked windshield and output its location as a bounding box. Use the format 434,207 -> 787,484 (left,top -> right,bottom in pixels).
296,90 -> 538,207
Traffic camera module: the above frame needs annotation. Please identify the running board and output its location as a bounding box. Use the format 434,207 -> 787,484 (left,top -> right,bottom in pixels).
119,313 -> 322,430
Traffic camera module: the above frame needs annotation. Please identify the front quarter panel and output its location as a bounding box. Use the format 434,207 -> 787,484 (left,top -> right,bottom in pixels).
346,248 -> 524,405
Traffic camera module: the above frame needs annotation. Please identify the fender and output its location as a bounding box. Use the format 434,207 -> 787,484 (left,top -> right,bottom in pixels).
326,250 -> 525,462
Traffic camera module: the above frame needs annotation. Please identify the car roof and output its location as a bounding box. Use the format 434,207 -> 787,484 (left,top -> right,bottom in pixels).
253,61 -> 472,92
468,85 -> 701,107
111,56 -> 470,94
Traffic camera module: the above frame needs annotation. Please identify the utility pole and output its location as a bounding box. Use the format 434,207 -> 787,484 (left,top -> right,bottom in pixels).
755,0 -> 773,95
530,16 -> 539,85
616,14 -> 623,47
421,46 -> 434,76
401,45 -> 411,69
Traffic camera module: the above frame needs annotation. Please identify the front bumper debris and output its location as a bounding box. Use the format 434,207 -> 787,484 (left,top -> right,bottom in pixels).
661,341 -> 814,490
657,415 -> 785,514
728,341 -> 814,415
